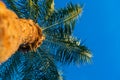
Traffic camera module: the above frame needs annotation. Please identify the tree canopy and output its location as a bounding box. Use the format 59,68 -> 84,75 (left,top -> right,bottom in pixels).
0,0 -> 92,80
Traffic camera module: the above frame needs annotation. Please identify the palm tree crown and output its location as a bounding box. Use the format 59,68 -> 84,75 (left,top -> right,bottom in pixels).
0,0 -> 92,80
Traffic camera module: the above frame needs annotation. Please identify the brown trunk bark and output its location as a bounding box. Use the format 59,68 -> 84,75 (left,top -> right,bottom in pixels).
0,1 -> 45,63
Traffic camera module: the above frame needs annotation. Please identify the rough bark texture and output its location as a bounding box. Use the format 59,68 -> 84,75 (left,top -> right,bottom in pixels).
0,1 -> 45,63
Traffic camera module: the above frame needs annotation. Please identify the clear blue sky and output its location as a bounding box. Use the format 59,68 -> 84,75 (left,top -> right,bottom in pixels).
55,0 -> 120,80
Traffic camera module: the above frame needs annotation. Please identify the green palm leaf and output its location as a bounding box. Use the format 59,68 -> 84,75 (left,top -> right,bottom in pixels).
42,36 -> 92,64
43,3 -> 82,33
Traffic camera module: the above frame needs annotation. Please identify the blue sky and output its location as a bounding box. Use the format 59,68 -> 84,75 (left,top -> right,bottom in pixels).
55,0 -> 120,80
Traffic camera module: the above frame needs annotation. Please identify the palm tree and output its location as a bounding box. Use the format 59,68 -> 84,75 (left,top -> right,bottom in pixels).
0,0 -> 92,80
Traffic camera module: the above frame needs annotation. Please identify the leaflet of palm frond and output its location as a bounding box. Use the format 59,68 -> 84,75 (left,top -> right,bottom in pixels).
43,3 -> 82,37
0,50 -> 61,80
26,0 -> 39,21
32,0 -> 39,4
43,0 -> 54,20
42,36 -> 92,64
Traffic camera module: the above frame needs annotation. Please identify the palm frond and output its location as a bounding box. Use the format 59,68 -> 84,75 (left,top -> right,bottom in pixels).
41,36 -> 92,64
4,0 -> 55,22
42,3 -> 82,35
39,3 -> 91,65
0,50 -> 62,80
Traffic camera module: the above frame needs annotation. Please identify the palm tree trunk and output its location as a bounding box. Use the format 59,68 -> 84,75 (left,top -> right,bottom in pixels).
0,1 -> 45,63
